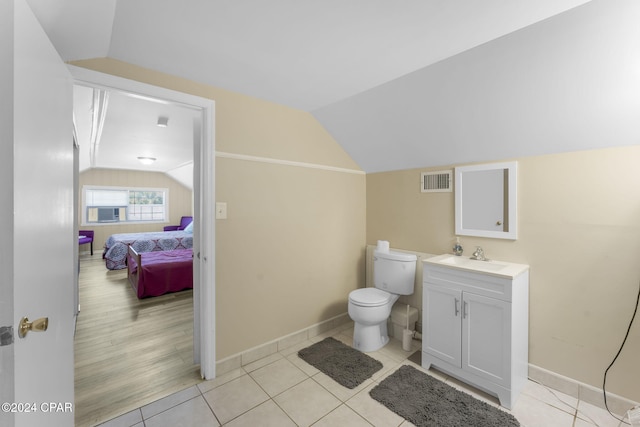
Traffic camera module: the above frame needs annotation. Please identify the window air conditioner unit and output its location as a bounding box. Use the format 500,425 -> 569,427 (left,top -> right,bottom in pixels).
97,207 -> 121,222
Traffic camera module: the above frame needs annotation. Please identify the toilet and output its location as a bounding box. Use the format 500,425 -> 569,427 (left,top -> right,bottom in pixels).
348,249 -> 417,352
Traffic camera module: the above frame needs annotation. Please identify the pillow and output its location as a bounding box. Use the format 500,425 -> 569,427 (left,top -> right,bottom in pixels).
184,221 -> 194,233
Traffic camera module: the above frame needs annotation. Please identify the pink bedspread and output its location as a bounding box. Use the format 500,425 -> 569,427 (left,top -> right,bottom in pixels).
129,249 -> 193,298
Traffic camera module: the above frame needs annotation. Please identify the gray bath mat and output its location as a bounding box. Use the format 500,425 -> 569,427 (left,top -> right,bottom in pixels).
370,365 -> 520,427
298,337 -> 383,389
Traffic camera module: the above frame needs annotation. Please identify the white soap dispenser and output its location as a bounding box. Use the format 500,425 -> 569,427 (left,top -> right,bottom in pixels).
453,237 -> 463,256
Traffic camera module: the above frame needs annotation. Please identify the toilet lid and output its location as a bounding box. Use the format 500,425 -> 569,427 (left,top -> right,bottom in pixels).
349,288 -> 391,307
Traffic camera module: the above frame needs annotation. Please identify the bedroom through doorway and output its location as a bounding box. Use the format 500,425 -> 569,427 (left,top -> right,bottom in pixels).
70,66 -> 216,425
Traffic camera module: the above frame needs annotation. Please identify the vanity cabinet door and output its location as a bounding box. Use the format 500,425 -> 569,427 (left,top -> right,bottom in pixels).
462,292 -> 511,387
423,284 -> 462,367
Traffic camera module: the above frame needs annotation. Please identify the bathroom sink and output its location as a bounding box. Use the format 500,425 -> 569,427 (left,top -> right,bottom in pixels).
438,255 -> 507,271
425,254 -> 528,278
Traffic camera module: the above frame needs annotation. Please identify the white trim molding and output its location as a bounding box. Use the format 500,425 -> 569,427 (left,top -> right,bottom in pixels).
528,364 -> 639,417
215,313 -> 351,376
216,151 -> 365,175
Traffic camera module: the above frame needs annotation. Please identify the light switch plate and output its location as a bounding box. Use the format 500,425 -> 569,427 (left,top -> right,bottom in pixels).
216,202 -> 227,219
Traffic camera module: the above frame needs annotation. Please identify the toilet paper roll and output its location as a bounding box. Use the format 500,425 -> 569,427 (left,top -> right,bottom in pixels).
377,240 -> 390,252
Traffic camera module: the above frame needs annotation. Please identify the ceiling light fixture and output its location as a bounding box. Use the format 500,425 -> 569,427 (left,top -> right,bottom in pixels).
157,116 -> 169,127
137,156 -> 156,165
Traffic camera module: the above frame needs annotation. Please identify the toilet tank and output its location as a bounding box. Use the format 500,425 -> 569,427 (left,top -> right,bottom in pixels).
373,250 -> 417,295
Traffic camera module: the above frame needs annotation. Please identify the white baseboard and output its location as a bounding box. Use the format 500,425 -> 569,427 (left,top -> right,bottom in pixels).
528,364 -> 639,416
216,312 -> 351,376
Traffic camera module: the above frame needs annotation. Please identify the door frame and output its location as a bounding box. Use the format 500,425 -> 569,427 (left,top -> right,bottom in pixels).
68,65 -> 216,379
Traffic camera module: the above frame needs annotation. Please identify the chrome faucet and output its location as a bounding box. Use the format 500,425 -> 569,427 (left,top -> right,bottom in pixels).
471,246 -> 488,261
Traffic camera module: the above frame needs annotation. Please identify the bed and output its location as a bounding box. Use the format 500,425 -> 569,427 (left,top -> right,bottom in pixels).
127,245 -> 193,298
103,230 -> 193,270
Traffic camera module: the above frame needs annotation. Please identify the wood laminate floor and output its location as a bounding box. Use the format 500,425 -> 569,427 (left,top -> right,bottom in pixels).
74,253 -> 202,426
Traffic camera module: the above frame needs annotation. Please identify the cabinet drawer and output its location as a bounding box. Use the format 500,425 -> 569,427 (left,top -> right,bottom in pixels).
424,264 -> 513,302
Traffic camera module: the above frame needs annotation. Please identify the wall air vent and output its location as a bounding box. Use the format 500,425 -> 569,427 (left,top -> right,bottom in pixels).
421,170 -> 452,193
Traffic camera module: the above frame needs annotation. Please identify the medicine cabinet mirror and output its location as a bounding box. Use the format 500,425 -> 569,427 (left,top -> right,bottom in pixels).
455,161 -> 517,240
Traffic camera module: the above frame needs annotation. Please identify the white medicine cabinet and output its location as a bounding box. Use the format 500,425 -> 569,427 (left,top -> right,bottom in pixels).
454,161 -> 518,240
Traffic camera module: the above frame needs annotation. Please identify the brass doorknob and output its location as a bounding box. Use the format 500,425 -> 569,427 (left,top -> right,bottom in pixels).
18,317 -> 48,338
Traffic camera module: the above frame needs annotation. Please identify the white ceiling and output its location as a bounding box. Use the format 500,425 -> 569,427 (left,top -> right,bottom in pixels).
73,85 -> 195,173
29,0 -> 592,111
29,0 -> 638,176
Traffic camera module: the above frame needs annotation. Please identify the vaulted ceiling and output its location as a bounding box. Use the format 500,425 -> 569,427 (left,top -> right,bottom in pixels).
27,0 -> 640,174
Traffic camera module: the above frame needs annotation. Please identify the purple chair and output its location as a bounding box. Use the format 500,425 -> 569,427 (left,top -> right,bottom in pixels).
79,230 -> 94,255
164,216 -> 193,232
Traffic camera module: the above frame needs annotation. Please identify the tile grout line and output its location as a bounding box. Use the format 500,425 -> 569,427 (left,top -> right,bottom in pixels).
197,385 -> 222,426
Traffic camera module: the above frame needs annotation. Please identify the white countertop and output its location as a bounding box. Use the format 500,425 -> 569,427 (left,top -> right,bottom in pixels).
423,253 -> 529,279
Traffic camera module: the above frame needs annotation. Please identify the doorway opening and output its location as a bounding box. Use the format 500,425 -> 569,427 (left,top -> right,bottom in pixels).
70,66 -> 215,424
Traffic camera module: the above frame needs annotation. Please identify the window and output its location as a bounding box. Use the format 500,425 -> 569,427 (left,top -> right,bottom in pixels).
83,186 -> 168,224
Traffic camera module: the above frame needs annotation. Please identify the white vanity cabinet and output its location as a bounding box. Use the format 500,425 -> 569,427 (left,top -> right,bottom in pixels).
422,254 -> 529,409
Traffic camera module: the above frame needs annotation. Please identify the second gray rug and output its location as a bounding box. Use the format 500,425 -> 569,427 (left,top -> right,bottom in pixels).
298,337 -> 382,389
370,365 -> 520,427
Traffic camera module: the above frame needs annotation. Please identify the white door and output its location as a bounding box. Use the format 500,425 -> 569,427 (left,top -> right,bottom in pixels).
423,284 -> 462,367
0,1 -> 75,427
460,168 -> 504,231
194,106 -> 216,380
462,292 -> 511,386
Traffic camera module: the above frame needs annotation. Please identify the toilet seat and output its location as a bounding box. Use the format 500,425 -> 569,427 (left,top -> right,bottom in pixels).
349,288 -> 392,307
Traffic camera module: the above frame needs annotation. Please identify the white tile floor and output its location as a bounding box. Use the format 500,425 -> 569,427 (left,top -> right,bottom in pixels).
97,324 -> 627,427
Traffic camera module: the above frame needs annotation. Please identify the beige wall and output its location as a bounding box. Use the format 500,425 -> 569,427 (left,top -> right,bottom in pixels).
71,58 -> 366,359
216,158 -> 365,355
78,168 -> 194,252
367,145 -> 640,402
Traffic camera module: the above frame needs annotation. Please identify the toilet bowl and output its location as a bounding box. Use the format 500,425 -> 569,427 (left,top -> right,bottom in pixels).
348,288 -> 399,352
348,247 -> 417,352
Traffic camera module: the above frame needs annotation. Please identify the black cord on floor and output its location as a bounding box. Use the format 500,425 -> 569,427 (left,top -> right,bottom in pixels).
602,279 -> 640,425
